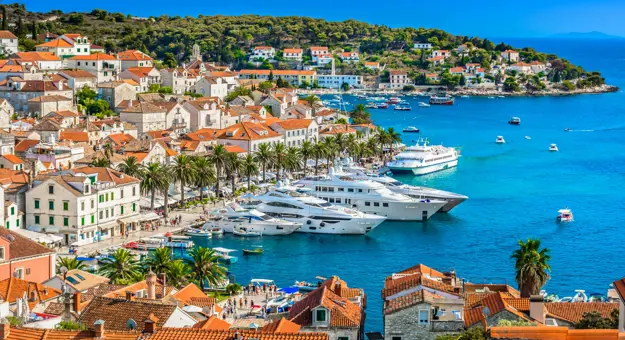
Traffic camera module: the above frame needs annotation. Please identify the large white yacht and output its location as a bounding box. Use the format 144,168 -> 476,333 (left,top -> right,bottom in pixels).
243,186 -> 387,235
339,161 -> 468,213
387,139 -> 459,176
206,203 -> 301,235
293,169 -> 447,221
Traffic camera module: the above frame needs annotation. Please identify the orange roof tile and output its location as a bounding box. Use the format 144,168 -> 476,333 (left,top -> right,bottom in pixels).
289,286 -> 361,328
150,328 -> 328,340
106,133 -> 136,147
223,145 -> 246,153
15,139 -> 39,153
36,38 -> 72,48
239,70 -> 316,76
384,289 -> 444,314
283,48 -> 303,54
217,122 -> 281,141
1,154 -> 23,164
59,131 -> 90,142
272,119 -> 314,130
117,50 -> 153,61
395,264 -> 446,278
546,302 -> 618,324
72,166 -> 141,185
69,53 -> 117,61
17,52 -> 61,61
262,318 -> 301,333
310,46 -> 328,51
491,326 -> 620,340
0,277 -> 61,309
194,316 -> 231,331
0,30 -> 17,39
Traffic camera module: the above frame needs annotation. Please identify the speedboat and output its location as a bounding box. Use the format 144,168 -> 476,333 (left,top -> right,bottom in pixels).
266,295 -> 293,313
208,203 -> 301,235
185,228 -> 212,238
496,136 -> 505,144
525,136 -> 531,140
213,247 -> 238,263
402,126 -> 420,133
294,169 -> 447,221
588,293 -> 607,302
549,144 -> 558,152
242,246 -> 264,255
387,138 -> 460,176
233,226 -> 262,237
564,128 -> 570,132
394,104 -> 411,111
418,102 -> 430,108
293,281 -> 318,292
556,208 -> 573,223
209,226 -> 224,236
572,290 -> 588,302
386,97 -> 401,104
243,184 -> 387,234
508,117 -> 521,125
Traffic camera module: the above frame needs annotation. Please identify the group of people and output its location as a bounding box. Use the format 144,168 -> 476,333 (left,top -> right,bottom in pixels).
244,283 -> 278,297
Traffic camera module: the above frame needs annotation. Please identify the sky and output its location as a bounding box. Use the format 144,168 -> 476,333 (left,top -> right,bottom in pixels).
19,0 -> 625,38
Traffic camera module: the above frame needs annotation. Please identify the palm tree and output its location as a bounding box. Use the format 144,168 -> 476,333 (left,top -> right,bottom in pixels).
387,127 -> 402,154
193,157 -> 216,200
284,147 -> 302,176
240,154 -> 259,190
366,137 -> 379,158
225,152 -> 242,196
102,142 -> 114,162
90,157 -> 109,168
254,143 -> 273,183
117,156 -> 141,178
140,162 -> 165,210
311,141 -> 327,176
172,154 -> 196,205
160,164 -> 174,219
144,247 -> 172,275
57,256 -> 86,272
322,136 -> 338,171
185,247 -> 227,290
272,143 -> 287,181
375,129 -> 392,165
334,133 -> 347,157
98,249 -> 142,284
511,238 -> 551,298
210,145 -> 229,197
299,140 -> 313,174
345,134 -> 358,158
349,104 -> 371,124
303,95 -> 321,115
166,260 -> 191,288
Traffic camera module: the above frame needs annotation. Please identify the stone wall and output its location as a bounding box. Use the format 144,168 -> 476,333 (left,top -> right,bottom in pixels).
384,303 -> 462,340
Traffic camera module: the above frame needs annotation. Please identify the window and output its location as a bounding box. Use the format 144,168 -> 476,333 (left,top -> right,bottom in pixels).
106,193 -> 109,201
16,219 -> 19,227
34,200 -> 39,209
99,211 -> 103,219
10,207 -> 14,215
81,217 -> 85,226
49,201 -> 54,210
0,247 -> 4,260
365,202 -> 370,206
348,188 -> 354,193
26,268 -> 31,275
5,221 -> 8,228
48,185 -> 54,194
84,185 -> 90,194
418,309 -> 429,324
392,337 -> 402,340
132,187 -> 136,196
358,189 -> 363,193
64,217 -> 69,226
120,189 -> 124,199
374,202 -> 380,207
338,188 -> 344,192
14,268 -> 24,279
49,216 -> 54,225
338,338 -> 349,340
383,203 -> 389,207
105,210 -> 109,218
63,201 -> 69,211
91,215 -> 95,223
111,192 -> 114,200
132,203 -> 137,212
99,195 -> 103,203
315,309 -> 326,322
91,200 -> 95,209
121,206 -> 124,215
81,202 -> 85,211
35,215 -> 40,224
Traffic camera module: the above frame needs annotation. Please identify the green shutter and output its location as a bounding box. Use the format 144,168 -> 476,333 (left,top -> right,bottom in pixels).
10,207 -> 14,215
111,192 -> 114,200
64,217 -> 69,226
34,200 -> 39,209
121,206 -> 124,215
49,216 -> 54,225
35,216 -> 40,224
49,201 -> 54,210
16,219 -> 19,227
63,202 -> 69,211
106,193 -> 109,201
91,215 -> 95,223
5,221 -> 8,229
81,217 -> 85,226
132,203 -> 136,212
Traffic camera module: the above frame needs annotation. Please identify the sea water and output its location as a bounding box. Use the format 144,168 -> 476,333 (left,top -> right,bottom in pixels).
190,38 -> 625,332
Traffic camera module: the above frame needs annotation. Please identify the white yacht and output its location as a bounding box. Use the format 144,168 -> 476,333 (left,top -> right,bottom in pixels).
207,203 -> 301,235
243,185 -> 387,234
550,144 -> 559,152
496,136 -> 505,144
387,139 -> 459,176
293,170 -> 447,221
339,161 -> 468,213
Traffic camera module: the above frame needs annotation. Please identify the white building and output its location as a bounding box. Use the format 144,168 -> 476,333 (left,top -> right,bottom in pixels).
339,52 -> 360,63
116,50 -> 154,70
216,122 -> 282,152
17,52 -> 63,70
501,50 -> 520,62
310,46 -> 329,61
119,101 -> 167,135
414,42 -> 433,49
270,119 -> 319,147
0,31 -> 18,55
249,46 -> 275,61
317,75 -> 363,89
183,99 -> 223,130
389,70 -> 411,89
35,34 -> 91,60
58,70 -> 98,90
118,67 -> 161,93
160,68 -> 201,95
283,48 -> 303,62
25,167 -> 142,245
431,50 -> 450,58
66,53 -> 121,83
193,76 -> 229,99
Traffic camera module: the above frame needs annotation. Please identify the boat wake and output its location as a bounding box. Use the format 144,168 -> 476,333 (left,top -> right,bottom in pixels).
567,126 -> 625,132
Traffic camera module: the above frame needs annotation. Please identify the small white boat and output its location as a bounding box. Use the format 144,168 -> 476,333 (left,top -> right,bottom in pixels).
185,228 -> 212,238
572,290 -> 588,302
209,227 -> 224,236
460,95 -> 469,98
525,136 -> 531,140
549,144 -> 558,152
556,208 -> 573,223
402,126 -> 420,133
233,226 -> 262,237
508,117 -> 521,125
418,102 -> 430,108
488,96 -> 495,99
496,136 -> 505,144
497,96 -> 505,98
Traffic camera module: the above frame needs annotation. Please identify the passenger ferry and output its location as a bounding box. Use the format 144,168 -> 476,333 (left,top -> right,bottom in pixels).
429,95 -> 455,105
387,138 -> 459,176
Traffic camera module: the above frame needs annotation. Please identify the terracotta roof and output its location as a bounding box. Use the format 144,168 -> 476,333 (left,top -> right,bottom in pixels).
51,110 -> 81,117
0,168 -> 29,186
223,145 -> 247,154
0,228 -> 54,261
150,328 -> 328,340
72,166 -> 141,185
193,316 -> 231,331
27,95 -> 71,102
449,67 -> 464,72
283,48 -> 303,53
253,46 -> 273,50
125,67 -> 157,77
383,274 -> 457,299
262,318 -> 301,333
384,289 -> 444,315
55,269 -> 110,292
463,292 -> 532,327
59,131 -> 90,142
36,38 -> 73,48
490,326 -> 620,340
120,101 -> 166,113
310,46 -> 328,51
0,30 -> 17,39
319,125 -> 357,135
217,122 -> 281,141
78,296 -> 178,332
14,80 -> 68,92
0,277 -> 61,309
174,283 -> 215,307
17,52 -> 61,61
1,154 -> 23,164
3,327 -> 140,340
272,119 -> 314,130
69,53 -> 117,61
395,264 -> 446,278
144,129 -> 173,139
117,50 -> 153,61
428,56 -> 445,61
288,286 -> 361,328
389,70 -> 408,75
546,302 -> 618,324
106,133 -> 136,147
239,70 -> 316,76
364,61 -> 379,66
320,276 -> 362,299
60,69 -> 96,78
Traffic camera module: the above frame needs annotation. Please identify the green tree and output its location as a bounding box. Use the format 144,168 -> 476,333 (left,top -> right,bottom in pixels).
311,141 -> 328,176
56,321 -> 88,331
1,6 -> 7,31
511,238 -> 551,298
193,157 -> 216,200
31,22 -> 38,40
172,154 -> 196,204
268,70 -> 274,81
163,52 -> 177,68
272,142 -> 287,181
299,140 -> 314,174
349,104 -> 372,124
117,156 -> 142,178
341,82 -> 350,91
90,157 -> 110,168
144,247 -> 172,275
158,86 -> 173,94
225,283 -> 242,295
148,84 -> 160,93
259,81 -> 273,93
166,260 -> 191,288
210,145 -> 229,197
140,162 -> 166,210
185,247 -> 227,290
98,249 -> 142,284
459,74 -> 466,86
225,152 -> 242,195
303,95 -> 321,115
57,256 -> 86,272
254,143 -> 273,182
240,154 -> 259,190
575,309 -> 618,329
76,86 -> 97,106
224,86 -> 252,102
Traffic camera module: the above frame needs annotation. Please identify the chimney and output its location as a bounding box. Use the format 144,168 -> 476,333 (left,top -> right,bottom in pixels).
146,270 -> 156,300
94,320 -> 104,338
125,291 -> 135,302
157,273 -> 166,298
73,291 -> 81,314
529,295 -> 546,324
0,320 -> 9,340
128,99 -> 133,108
144,313 -> 159,334
334,281 -> 342,296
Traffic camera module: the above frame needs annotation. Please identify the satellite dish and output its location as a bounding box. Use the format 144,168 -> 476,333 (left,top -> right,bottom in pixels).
60,266 -> 68,274
482,307 -> 490,317
126,319 -> 137,330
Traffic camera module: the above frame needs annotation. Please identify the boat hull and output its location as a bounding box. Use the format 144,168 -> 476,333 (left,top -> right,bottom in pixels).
211,220 -> 299,235
350,200 -> 446,221
389,159 -> 458,176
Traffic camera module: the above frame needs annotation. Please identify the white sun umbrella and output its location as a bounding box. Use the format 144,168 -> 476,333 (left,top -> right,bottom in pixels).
22,292 -> 30,321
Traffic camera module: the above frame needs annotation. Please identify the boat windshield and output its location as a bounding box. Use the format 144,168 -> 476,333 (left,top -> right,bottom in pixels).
305,202 -> 332,208
387,180 -> 404,186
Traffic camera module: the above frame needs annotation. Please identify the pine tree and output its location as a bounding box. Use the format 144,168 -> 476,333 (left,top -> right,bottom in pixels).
16,17 -> 25,39
1,6 -> 7,30
31,22 -> 37,40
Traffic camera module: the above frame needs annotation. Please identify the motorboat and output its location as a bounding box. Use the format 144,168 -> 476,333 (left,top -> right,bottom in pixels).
209,226 -> 224,236
402,126 -> 420,133
386,97 -> 401,104
185,228 -> 212,238
266,295 -> 293,313
338,160 -> 468,213
293,170 -> 447,221
556,208 -> 573,223
242,184 -> 387,234
394,104 -> 411,111
387,138 -> 460,176
488,96 -> 495,99
242,246 -> 264,255
213,247 -> 238,263
497,96 -> 505,98
163,235 -> 194,249
134,237 -> 164,250
460,95 -> 469,98
572,290 -> 588,302
550,144 -> 559,152
496,136 -> 505,144
233,226 -> 262,237
508,117 -> 521,125
557,296 -> 573,302
525,136 -> 531,140
564,128 -> 570,132
418,102 -> 430,108
207,203 -> 301,235
588,293 -> 607,302
429,95 -> 454,105
293,280 -> 319,292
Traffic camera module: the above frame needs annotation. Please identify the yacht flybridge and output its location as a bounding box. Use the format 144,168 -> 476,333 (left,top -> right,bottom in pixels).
387,138 -> 459,176
293,169 -> 447,221
242,184 -> 386,234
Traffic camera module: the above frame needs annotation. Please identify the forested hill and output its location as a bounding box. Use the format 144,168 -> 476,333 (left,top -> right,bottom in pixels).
7,2 -> 597,79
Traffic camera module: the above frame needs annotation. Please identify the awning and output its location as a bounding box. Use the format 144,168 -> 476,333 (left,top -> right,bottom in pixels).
117,214 -> 143,224
13,229 -> 63,244
140,212 -> 161,221
117,212 -> 161,224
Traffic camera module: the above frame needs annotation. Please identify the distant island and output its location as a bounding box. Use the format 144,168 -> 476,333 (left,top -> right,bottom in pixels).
548,31 -> 624,40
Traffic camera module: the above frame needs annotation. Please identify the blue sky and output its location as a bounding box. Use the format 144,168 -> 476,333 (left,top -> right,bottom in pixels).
21,0 -> 625,38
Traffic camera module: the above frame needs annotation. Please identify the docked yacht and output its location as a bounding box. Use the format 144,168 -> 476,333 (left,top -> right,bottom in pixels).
339,161 -> 468,212
207,203 -> 301,235
243,185 -> 387,234
293,170 -> 447,221
387,139 -> 459,176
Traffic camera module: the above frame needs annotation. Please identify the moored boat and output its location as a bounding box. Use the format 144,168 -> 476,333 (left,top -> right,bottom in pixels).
213,247 -> 238,263
402,126 -> 420,133
394,104 -> 411,111
550,144 -> 559,152
496,136 -> 505,144
386,97 -> 401,104
185,228 -> 212,238
233,226 -> 262,237
418,102 -> 430,108
242,246 -> 264,255
508,117 -> 521,125
556,208 -> 573,223
429,95 -> 454,105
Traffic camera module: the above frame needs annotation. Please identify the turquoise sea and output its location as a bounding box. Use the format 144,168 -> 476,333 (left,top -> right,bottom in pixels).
191,38 -> 625,332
